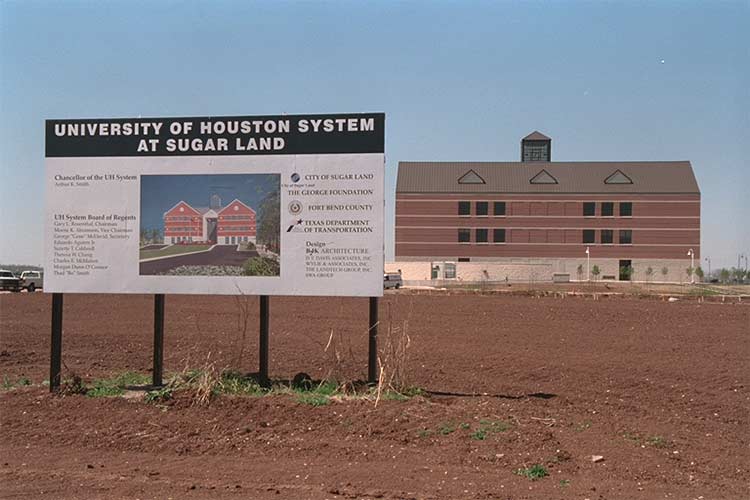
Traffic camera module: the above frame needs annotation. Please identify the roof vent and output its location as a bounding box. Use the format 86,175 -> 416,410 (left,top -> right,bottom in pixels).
529,169 -> 558,184
604,169 -> 633,184
458,169 -> 486,184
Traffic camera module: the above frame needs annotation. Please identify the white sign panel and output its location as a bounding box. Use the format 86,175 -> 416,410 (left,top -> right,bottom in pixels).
45,113 -> 385,296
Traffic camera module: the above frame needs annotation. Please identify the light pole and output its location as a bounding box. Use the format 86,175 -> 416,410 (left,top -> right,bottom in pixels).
687,248 -> 695,284
586,246 -> 590,281
704,256 -> 711,278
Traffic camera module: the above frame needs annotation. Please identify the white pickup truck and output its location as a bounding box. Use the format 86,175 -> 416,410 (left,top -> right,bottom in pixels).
0,270 -> 21,292
19,271 -> 43,292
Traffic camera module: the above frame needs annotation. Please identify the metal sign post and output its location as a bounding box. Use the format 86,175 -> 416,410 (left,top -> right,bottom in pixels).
259,295 -> 270,388
50,293 -> 64,392
152,294 -> 165,387
368,296 -> 379,385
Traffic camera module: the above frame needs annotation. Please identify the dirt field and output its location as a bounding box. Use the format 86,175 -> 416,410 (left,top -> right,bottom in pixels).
1,292 -> 748,499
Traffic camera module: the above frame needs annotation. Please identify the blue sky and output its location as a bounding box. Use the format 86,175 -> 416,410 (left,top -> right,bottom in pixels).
140,174 -> 279,232
1,1 -> 748,268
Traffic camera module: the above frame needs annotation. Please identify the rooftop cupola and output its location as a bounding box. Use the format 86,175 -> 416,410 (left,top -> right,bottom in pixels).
521,131 -> 551,162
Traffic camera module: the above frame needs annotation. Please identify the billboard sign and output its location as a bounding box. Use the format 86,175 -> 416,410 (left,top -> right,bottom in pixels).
45,113 -> 385,296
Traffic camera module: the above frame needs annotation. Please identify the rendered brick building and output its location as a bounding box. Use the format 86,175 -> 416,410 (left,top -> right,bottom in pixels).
163,196 -> 256,245
392,132 -> 701,283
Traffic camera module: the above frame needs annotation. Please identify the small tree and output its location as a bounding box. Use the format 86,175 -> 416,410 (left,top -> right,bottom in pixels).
645,266 -> 654,283
661,266 -> 669,281
591,265 -> 601,281
576,264 -> 584,281
686,267 -> 694,283
731,267 -> 744,283
620,266 -> 633,281
694,266 -> 704,282
719,268 -> 730,283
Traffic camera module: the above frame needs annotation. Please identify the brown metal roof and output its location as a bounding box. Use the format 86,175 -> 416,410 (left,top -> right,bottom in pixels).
522,131 -> 551,141
396,161 -> 700,194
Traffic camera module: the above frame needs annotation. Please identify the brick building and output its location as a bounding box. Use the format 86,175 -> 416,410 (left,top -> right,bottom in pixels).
392,132 -> 700,283
163,196 -> 256,245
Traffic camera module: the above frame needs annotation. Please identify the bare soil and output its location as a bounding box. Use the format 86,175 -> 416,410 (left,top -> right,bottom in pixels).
1,292 -> 748,499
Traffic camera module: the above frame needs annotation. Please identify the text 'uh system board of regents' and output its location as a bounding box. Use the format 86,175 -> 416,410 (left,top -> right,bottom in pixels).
45,113 -> 385,296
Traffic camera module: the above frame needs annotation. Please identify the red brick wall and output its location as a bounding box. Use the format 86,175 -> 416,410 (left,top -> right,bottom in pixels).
395,193 -> 700,259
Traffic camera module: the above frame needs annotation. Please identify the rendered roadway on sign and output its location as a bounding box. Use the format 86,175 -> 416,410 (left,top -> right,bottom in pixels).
138,245 -> 259,275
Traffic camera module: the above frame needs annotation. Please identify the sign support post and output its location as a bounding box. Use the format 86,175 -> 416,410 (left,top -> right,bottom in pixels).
259,295 -> 270,388
152,294 -> 165,387
368,296 -> 379,385
50,293 -> 63,392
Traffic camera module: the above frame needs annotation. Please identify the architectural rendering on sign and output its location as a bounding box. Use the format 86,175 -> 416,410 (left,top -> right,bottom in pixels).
139,173 -> 280,277
392,132 -> 700,283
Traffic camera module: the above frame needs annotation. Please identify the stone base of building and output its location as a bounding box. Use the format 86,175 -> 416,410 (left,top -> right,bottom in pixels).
386,257 -> 698,285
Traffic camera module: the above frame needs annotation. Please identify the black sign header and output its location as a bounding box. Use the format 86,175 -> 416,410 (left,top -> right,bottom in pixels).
46,113 -> 385,157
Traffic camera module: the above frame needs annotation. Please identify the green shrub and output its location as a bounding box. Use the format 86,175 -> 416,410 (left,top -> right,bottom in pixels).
242,256 -> 280,276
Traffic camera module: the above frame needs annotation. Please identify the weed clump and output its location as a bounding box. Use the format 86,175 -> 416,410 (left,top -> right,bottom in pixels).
144,386 -> 173,403
1,376 -> 32,390
514,464 -> 548,480
646,435 -> 669,448
293,380 -> 338,406
470,419 -> 511,440
87,372 -> 149,398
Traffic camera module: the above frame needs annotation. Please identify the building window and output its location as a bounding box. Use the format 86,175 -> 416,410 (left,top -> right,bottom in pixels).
458,229 -> 470,243
476,201 -> 488,216
493,201 -> 506,216
583,202 -> 596,217
620,202 -> 632,217
444,263 -> 456,279
583,229 -> 596,244
458,257 -> 470,262
601,229 -> 613,244
475,229 -> 488,243
601,202 -> 614,217
619,229 -> 632,244
493,229 -> 506,243
458,201 -> 471,216
522,141 -> 550,162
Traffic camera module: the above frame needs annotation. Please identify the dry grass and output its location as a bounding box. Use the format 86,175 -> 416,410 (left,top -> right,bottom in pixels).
375,300 -> 413,404
322,328 -> 359,391
231,294 -> 253,369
